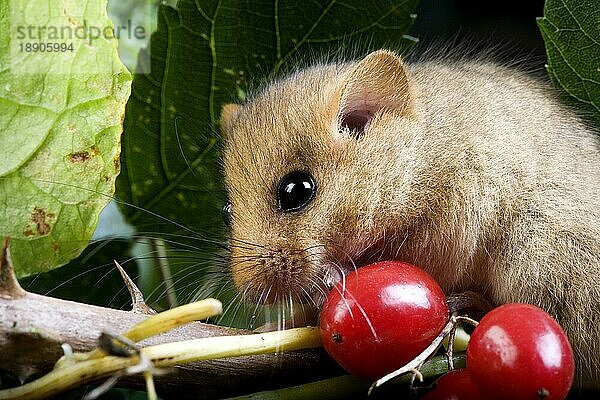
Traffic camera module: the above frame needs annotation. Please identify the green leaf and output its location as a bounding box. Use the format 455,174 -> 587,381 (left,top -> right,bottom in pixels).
117,0 -> 419,247
538,0 -> 600,125
0,0 -> 132,276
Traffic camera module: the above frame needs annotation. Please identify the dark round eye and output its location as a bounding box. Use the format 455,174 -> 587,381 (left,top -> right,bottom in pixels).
222,201 -> 232,226
277,171 -> 317,212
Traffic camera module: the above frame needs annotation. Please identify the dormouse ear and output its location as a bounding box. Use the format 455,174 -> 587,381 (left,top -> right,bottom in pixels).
335,50 -> 412,138
219,103 -> 241,135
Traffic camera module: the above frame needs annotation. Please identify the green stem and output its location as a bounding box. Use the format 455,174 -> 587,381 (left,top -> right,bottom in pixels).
224,354 -> 467,400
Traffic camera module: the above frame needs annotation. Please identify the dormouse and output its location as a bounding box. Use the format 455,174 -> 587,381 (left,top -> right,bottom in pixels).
220,50 -> 600,388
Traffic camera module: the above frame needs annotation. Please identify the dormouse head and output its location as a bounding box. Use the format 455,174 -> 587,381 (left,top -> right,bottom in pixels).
221,50 -> 423,305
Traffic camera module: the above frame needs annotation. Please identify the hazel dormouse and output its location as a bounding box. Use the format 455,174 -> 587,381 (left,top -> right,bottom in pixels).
220,50 -> 600,388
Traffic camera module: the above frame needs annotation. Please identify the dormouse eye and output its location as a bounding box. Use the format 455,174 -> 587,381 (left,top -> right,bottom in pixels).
277,171 -> 317,212
222,201 -> 232,226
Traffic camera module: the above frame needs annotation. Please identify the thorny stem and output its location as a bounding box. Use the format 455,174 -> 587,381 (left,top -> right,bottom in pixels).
1,299 -> 227,400
0,327 -> 321,400
0,238 -> 25,298
59,298 -> 224,366
114,261 -> 156,315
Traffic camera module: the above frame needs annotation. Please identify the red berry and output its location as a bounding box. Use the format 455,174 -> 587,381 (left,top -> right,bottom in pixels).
467,303 -> 574,400
420,369 -> 485,400
319,261 -> 448,380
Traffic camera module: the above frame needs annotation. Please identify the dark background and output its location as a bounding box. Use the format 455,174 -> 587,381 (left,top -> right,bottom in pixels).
410,0 -> 547,70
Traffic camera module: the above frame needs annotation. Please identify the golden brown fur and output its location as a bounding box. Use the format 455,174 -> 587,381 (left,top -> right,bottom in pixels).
221,50 -> 600,387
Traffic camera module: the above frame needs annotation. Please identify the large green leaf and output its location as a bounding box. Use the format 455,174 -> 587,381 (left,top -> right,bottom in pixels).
118,0 -> 419,247
0,0 -> 132,276
538,0 -> 600,125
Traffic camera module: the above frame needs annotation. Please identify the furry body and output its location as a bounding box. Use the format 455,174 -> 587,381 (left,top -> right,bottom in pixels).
221,51 -> 600,387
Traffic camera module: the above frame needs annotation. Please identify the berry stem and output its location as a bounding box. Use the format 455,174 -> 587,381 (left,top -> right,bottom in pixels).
369,313 -> 480,394
455,315 -> 479,327
369,318 -> 455,394
447,320 -> 457,370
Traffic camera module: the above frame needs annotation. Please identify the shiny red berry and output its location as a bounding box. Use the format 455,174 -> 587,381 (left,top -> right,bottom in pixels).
421,369 -> 485,400
467,303 -> 574,400
319,261 -> 449,380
